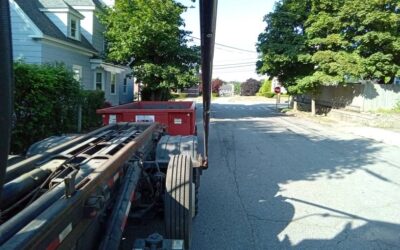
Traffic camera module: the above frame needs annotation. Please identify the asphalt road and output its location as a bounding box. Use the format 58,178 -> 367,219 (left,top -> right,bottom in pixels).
192,98 -> 400,249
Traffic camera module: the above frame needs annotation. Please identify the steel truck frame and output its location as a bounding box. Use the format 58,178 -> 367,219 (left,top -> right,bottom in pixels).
0,0 -> 217,249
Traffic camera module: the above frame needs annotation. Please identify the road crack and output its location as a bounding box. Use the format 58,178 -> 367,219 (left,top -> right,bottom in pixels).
216,122 -> 259,250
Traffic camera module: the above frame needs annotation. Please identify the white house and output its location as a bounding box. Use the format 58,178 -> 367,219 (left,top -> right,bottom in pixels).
271,77 -> 287,94
10,0 -> 133,105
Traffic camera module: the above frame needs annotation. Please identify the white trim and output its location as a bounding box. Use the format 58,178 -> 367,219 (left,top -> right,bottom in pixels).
39,8 -> 70,12
68,6 -> 96,11
10,0 -> 43,37
90,59 -> 131,73
68,15 -> 81,41
40,8 -> 85,19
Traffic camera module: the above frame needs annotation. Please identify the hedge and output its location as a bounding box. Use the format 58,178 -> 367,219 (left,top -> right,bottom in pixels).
257,79 -> 275,98
11,62 -> 105,154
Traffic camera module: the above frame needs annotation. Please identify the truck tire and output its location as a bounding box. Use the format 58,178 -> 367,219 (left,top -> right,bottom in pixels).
165,154 -> 193,250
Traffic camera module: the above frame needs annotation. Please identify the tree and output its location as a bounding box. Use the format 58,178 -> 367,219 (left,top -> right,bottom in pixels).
257,79 -> 274,97
229,81 -> 242,95
100,0 -> 200,100
211,78 -> 224,95
256,0 -> 314,92
240,78 -> 261,96
257,0 -> 400,115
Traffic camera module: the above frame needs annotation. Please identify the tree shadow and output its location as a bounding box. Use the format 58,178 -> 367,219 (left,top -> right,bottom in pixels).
192,102 -> 400,249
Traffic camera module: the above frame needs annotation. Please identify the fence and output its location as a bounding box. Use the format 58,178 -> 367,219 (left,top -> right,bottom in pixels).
301,83 -> 400,112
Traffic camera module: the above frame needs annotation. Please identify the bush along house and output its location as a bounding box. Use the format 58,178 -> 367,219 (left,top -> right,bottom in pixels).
9,0 -> 133,105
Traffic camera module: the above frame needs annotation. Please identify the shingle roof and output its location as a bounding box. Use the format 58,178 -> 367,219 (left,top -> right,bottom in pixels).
15,0 -> 98,53
38,0 -> 68,8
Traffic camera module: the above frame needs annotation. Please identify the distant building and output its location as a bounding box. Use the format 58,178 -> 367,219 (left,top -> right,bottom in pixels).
219,84 -> 234,97
10,0 -> 133,105
183,85 -> 200,97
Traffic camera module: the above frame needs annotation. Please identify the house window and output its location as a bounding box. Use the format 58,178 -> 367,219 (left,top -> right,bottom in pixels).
69,16 -> 80,40
123,78 -> 128,94
95,72 -> 103,90
72,65 -> 82,85
110,74 -> 116,94
394,77 -> 400,85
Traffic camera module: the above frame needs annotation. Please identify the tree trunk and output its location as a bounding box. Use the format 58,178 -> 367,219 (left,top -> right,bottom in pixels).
311,95 -> 316,116
141,87 -> 170,101
292,96 -> 298,111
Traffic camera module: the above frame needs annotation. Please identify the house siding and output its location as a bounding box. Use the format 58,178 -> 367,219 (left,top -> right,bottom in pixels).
11,0 -> 132,106
10,1 -> 42,63
92,15 -> 105,54
119,77 -> 134,104
41,41 -> 92,89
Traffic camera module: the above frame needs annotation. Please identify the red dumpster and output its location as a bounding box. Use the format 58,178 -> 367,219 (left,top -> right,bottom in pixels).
96,101 -> 196,136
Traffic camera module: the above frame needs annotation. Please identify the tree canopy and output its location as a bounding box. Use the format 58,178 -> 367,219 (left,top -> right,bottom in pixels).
257,0 -> 400,94
100,0 -> 200,100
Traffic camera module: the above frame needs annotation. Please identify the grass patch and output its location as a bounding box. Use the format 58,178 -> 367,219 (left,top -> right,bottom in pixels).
170,92 -> 188,100
280,108 -> 292,113
374,108 -> 400,114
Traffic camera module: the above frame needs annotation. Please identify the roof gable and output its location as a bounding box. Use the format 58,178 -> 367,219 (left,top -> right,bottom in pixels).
14,0 -> 97,53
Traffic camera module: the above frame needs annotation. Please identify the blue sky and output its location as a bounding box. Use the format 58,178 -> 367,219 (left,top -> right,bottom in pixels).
179,0 -> 276,82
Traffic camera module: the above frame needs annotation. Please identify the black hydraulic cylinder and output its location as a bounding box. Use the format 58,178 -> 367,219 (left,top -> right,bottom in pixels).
0,168 -> 52,210
0,0 -> 14,201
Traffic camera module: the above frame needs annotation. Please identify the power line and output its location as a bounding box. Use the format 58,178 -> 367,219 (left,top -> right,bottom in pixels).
213,69 -> 258,74
214,65 -> 255,70
214,47 -> 258,55
214,61 -> 256,67
214,57 -> 258,63
188,36 -> 258,54
214,66 -> 255,71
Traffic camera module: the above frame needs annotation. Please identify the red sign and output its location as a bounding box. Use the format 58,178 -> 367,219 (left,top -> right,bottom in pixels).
274,86 -> 281,94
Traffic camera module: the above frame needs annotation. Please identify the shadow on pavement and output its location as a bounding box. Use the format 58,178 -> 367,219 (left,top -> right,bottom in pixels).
192,102 -> 400,249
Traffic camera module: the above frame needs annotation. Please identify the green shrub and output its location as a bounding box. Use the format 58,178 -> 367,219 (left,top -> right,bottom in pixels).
258,79 -> 272,94
11,62 -> 106,154
233,82 -> 241,95
395,100 -> 400,111
170,92 -> 188,99
81,90 -> 106,130
257,79 -> 274,98
12,62 -> 81,154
